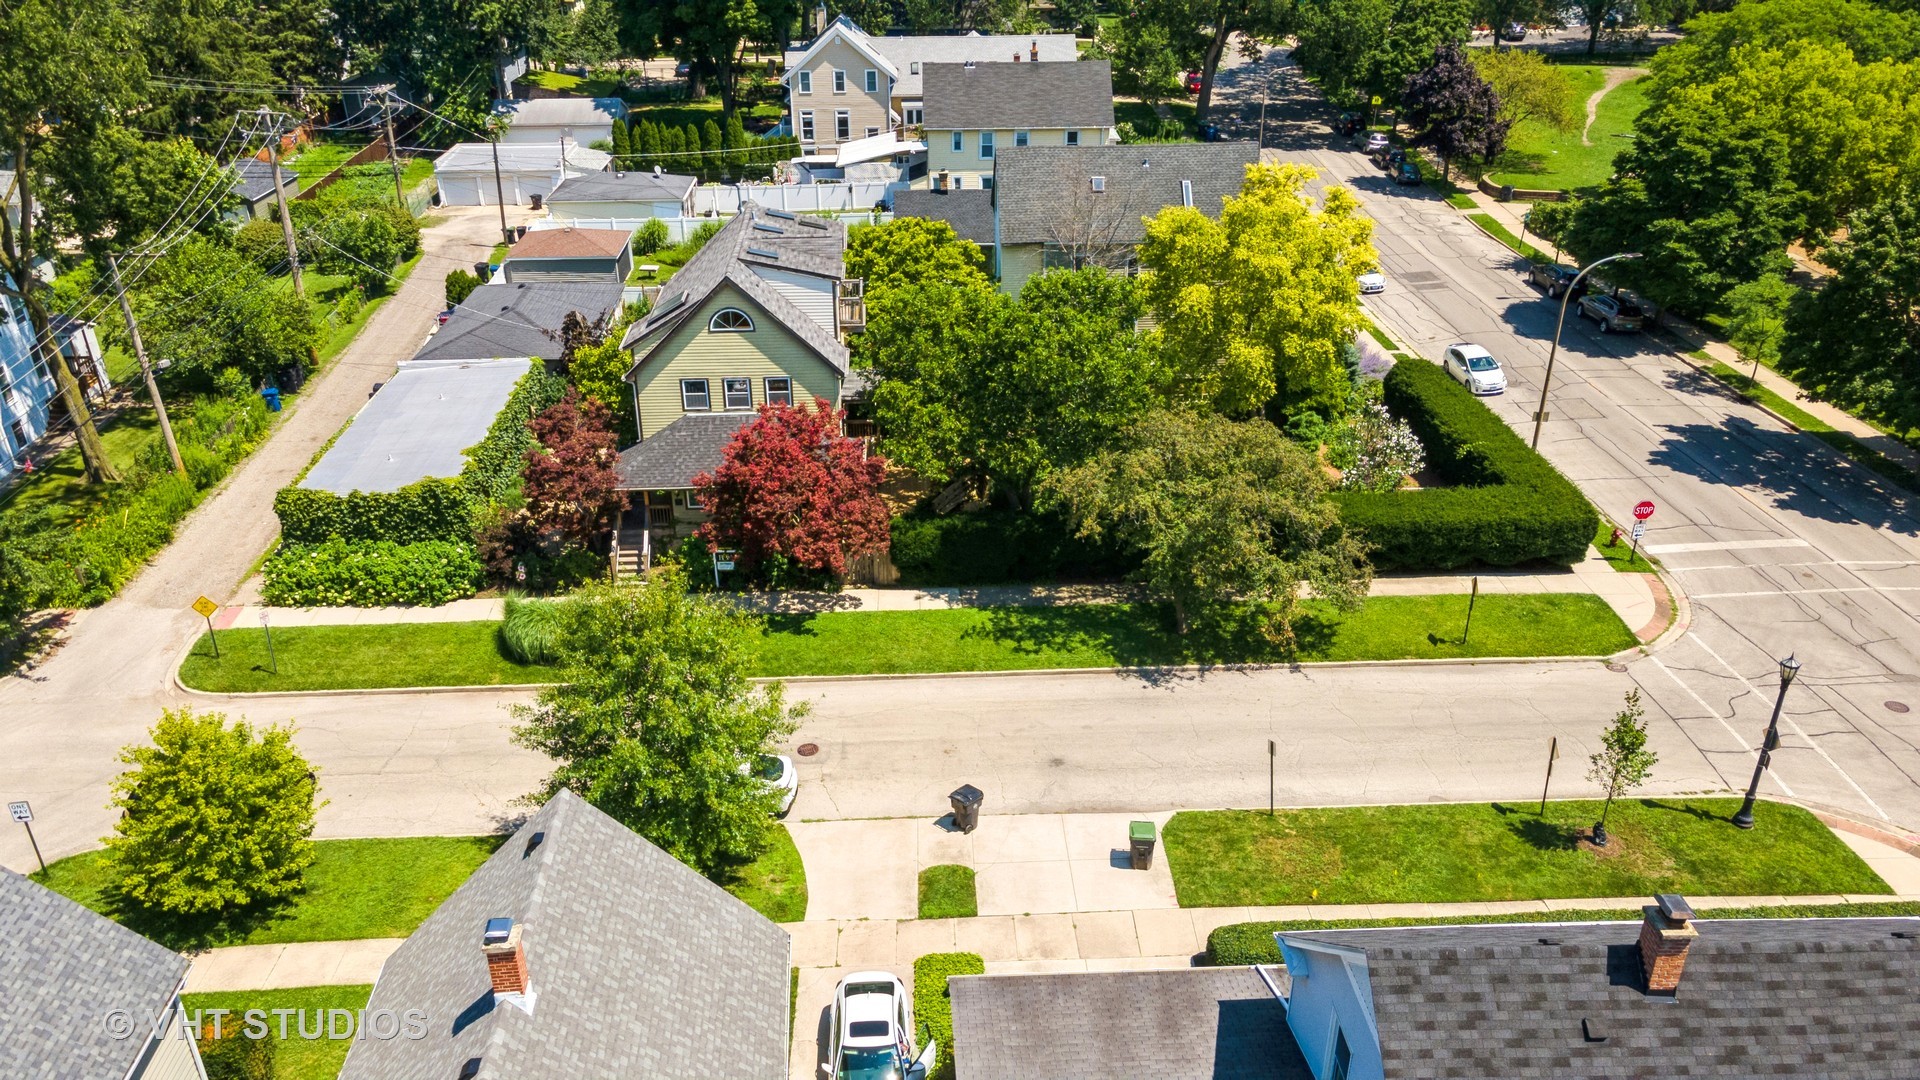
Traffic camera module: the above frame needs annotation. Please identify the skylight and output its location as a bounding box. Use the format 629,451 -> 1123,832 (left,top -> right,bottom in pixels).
752,221 -> 786,234
745,246 -> 781,259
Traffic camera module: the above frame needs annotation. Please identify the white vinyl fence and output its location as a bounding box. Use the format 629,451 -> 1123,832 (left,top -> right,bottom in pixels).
692,181 -> 904,215
530,211 -> 892,243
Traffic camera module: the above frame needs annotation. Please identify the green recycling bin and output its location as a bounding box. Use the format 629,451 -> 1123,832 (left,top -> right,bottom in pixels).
1129,820 -> 1156,870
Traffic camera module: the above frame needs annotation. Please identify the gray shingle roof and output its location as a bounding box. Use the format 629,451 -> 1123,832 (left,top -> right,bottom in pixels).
949,967 -> 1312,1080
340,789 -> 790,1080
548,170 -> 697,205
1282,916 -> 1920,1079
412,282 -> 623,363
921,60 -> 1115,132
492,97 -> 628,127
992,142 -> 1258,248
891,188 -> 996,246
436,141 -> 613,174
231,158 -> 295,203
618,203 -> 848,374
615,412 -> 754,489
300,357 -> 532,493
0,869 -> 190,1080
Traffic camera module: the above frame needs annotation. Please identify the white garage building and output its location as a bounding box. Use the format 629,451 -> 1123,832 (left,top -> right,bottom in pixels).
492,97 -> 628,146
433,141 -> 612,206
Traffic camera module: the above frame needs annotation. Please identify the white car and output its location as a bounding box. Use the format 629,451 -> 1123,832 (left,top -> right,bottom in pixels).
824,971 -> 937,1080
1442,343 -> 1507,395
1363,131 -> 1391,153
745,753 -> 798,816
1357,271 -> 1387,294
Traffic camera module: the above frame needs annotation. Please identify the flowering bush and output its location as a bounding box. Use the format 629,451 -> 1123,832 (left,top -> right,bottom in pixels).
1331,401 -> 1426,492
261,540 -> 482,606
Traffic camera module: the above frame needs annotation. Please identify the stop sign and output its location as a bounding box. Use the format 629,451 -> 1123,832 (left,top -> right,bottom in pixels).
1633,500 -> 1656,521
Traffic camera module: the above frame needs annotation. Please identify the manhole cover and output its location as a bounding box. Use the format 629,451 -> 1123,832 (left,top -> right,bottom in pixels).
1607,663 -> 1629,673
1887,701 -> 1911,714
796,743 -> 820,757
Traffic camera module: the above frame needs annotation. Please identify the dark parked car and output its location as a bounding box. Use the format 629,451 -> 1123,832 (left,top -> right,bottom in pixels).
1499,21 -> 1528,41
1336,112 -> 1360,137
1528,263 -> 1583,299
1394,161 -> 1421,185
1383,148 -> 1407,170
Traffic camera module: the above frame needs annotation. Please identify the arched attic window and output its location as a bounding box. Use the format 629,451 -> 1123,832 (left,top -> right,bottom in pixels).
709,308 -> 754,332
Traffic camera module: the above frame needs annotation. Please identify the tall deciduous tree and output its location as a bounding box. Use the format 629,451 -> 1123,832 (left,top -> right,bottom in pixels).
1782,182 -> 1920,427
1401,43 -> 1512,180
845,217 -> 990,298
1292,0 -> 1474,115
106,708 -> 321,917
1133,0 -> 1294,123
1138,162 -> 1377,418
524,391 -> 622,547
1471,47 -> 1578,132
512,572 -> 804,878
1045,410 -> 1371,641
1723,273 -> 1794,379
694,400 -> 889,579
1586,688 -> 1656,842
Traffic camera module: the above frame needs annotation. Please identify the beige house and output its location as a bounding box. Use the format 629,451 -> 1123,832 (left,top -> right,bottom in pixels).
613,203 -> 864,570
922,60 -> 1117,188
782,15 -> 1079,150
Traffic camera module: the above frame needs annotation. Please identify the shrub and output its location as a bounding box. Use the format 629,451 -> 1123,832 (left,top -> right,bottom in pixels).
1330,358 -> 1596,570
273,478 -> 477,545
234,218 -> 289,273
198,1027 -> 276,1080
445,268 -> 482,308
912,952 -> 984,1080
261,539 -> 483,606
888,505 -> 1137,586
634,217 -> 669,255
500,594 -> 570,664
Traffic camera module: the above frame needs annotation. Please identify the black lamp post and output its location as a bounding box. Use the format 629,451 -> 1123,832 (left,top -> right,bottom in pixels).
1731,654 -> 1801,829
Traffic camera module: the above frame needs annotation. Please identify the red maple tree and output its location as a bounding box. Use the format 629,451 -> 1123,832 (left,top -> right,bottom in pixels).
523,390 -> 622,546
694,400 -> 889,580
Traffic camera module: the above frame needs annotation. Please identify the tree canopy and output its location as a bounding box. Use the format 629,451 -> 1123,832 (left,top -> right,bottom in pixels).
1401,43 -> 1511,180
844,217 -> 990,299
1292,0 -> 1473,113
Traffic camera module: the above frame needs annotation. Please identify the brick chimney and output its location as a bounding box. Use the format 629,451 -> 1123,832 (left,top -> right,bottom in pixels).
1013,52 -> 1021,62
483,917 -> 529,996
1030,40 -> 1039,62
1638,894 -> 1697,997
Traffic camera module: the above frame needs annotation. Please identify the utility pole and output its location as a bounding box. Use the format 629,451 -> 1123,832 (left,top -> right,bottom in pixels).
378,87 -> 406,210
106,253 -> 185,479
250,106 -> 306,298
487,116 -> 514,248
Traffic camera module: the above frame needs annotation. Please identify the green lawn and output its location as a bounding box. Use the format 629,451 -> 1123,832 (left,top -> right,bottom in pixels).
178,594 -> 1636,692
520,68 -> 627,98
34,836 -> 501,949
1114,98 -> 1197,139
1161,798 -> 1888,908
182,984 -> 372,1080
919,865 -> 978,920
1704,361 -> 1920,492
1467,212 -> 1549,262
2,405 -> 165,524
1489,68 -> 1648,193
1591,519 -> 1656,573
308,251 -> 424,370
721,824 -> 808,922
285,140 -> 371,190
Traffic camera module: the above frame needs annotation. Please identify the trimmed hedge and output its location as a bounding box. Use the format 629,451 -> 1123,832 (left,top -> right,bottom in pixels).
260,539 -> 483,606
1204,901 -> 1920,966
274,477 -> 477,544
1330,358 -> 1597,570
888,506 -> 1136,586
913,951 -> 985,1080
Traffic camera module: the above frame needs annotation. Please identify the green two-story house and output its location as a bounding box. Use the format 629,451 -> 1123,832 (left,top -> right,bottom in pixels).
613,204 -> 864,571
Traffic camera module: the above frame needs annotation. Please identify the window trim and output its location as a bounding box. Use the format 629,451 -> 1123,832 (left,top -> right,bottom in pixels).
864,69 -> 878,93
797,70 -> 812,94
799,111 -> 815,142
835,110 -> 851,141
722,376 -> 753,411
865,126 -> 880,139
1014,130 -> 1029,147
1065,129 -> 1080,147
680,378 -> 711,411
979,131 -> 994,159
708,307 -> 755,332
764,376 -> 793,407
833,68 -> 846,93
951,130 -> 963,153
905,107 -> 923,126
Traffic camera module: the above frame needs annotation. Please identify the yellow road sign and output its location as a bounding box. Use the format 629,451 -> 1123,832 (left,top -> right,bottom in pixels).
1370,95 -> 1382,106
191,595 -> 220,619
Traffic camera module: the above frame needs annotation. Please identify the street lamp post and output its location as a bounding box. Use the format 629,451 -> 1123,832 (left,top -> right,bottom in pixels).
1731,654 -> 1802,830
1529,252 -> 1642,450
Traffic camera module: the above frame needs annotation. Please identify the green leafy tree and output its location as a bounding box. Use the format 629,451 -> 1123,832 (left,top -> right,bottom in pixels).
1293,0 -> 1474,114
1586,688 -> 1656,842
446,268 -> 484,308
1473,0 -> 1556,51
724,114 -> 750,174
106,708 -> 321,917
1782,182 -> 1920,427
512,572 -> 804,877
1400,43 -> 1511,180
136,238 -> 320,386
1524,197 -> 1578,256
1137,161 -> 1377,417
611,118 -> 633,165
1471,47 -> 1579,132
702,118 -> 725,179
0,510 -> 65,638
845,217 -> 990,298
1131,0 -> 1295,122
1724,273 -> 1794,379
1096,18 -> 1184,105
1045,410 -> 1371,641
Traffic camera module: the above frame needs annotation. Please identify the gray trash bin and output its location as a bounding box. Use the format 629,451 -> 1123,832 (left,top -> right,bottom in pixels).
949,784 -> 983,833
1129,820 -> 1156,870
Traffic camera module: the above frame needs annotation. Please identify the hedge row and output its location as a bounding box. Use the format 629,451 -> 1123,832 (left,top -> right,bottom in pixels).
913,951 -> 985,1080
888,506 -> 1137,586
1204,901 -> 1920,966
1330,358 -> 1597,570
260,539 -> 483,606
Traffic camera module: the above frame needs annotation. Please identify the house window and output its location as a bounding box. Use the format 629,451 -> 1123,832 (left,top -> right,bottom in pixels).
765,377 -> 793,406
910,61 -> 920,75
951,131 -> 963,153
864,69 -> 879,93
833,69 -> 846,93
709,308 -> 754,332
797,70 -> 812,94
866,126 -> 880,139
683,489 -> 705,511
723,377 -> 753,410
1329,1029 -> 1353,1080
905,107 -> 923,125
836,111 -> 851,141
1015,130 -> 1029,147
1065,130 -> 1080,147
979,131 -> 994,159
980,176 -> 993,190
680,378 -> 710,411
800,111 -> 815,142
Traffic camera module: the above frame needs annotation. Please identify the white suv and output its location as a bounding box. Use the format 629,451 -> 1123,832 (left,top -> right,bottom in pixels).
824,972 -> 937,1080
1443,344 -> 1507,395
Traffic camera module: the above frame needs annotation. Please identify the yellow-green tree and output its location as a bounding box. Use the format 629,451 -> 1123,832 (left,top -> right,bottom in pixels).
1137,162 -> 1377,418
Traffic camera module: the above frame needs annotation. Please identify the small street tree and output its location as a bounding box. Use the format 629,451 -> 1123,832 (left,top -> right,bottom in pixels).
1586,689 -> 1657,846
1401,43 -> 1511,181
512,571 -> 804,877
1044,410 -> 1371,643
844,217 -> 989,298
523,390 -> 622,548
1724,273 -> 1795,382
106,708 -> 321,917
694,401 -> 890,582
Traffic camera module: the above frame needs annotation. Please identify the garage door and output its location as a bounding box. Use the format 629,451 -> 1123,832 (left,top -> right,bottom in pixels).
438,175 -> 484,206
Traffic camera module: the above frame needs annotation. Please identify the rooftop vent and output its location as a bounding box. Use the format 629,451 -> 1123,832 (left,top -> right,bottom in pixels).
1030,41 -> 1039,61
652,165 -> 661,176
1581,1018 -> 1607,1043
614,171 -> 625,178
798,216 -> 830,229
522,830 -> 545,857
963,60 -> 977,71
766,208 -> 798,220
483,917 -> 513,947
1089,176 -> 1105,193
